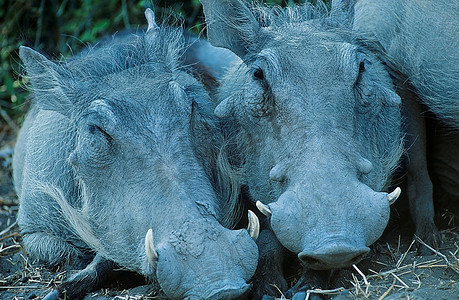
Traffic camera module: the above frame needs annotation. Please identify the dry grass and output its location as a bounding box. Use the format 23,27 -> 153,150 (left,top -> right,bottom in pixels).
347,231 -> 459,299
267,228 -> 459,300
0,220 -> 164,299
0,220 -> 66,291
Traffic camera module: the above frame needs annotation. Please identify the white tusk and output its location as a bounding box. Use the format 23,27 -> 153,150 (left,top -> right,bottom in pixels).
247,210 -> 260,241
388,187 -> 401,205
145,228 -> 158,266
256,200 -> 272,217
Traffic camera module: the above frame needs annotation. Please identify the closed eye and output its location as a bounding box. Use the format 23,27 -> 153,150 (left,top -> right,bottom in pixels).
88,124 -> 112,142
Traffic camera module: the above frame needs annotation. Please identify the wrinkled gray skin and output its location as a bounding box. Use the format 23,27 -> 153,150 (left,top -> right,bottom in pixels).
349,0 -> 459,253
13,21 -> 258,299
201,0 -> 403,298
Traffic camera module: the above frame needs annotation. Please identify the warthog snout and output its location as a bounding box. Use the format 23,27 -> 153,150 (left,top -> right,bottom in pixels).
151,227 -> 258,300
267,180 -> 398,269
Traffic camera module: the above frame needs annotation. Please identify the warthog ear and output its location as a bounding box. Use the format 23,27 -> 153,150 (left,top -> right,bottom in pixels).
200,0 -> 260,58
19,46 -> 72,116
330,0 -> 355,28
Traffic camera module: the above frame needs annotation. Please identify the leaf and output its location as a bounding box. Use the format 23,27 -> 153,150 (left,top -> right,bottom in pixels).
93,20 -> 110,35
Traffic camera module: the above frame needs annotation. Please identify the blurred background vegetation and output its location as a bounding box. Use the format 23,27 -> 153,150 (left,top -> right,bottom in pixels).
0,0 -> 330,129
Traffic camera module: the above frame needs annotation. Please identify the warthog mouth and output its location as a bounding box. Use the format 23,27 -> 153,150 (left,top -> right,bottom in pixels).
184,282 -> 251,300
298,244 -> 370,270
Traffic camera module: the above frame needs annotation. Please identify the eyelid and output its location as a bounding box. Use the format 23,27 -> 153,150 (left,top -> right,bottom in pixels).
87,99 -> 118,133
249,63 -> 262,74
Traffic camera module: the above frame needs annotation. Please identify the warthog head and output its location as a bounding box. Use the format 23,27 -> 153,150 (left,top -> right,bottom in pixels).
19,10 -> 258,298
201,0 -> 403,269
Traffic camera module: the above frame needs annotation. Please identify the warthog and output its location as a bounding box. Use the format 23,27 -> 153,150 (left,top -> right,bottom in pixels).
14,9 -> 258,300
201,0 -> 404,297
349,0 -> 459,253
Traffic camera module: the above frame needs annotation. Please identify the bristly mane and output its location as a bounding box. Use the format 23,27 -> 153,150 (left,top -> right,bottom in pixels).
239,1 -> 402,84
249,1 -> 330,28
63,26 -> 187,79
233,1 -> 375,61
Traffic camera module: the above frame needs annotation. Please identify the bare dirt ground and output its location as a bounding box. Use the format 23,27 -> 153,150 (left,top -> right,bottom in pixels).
1,125 -> 458,300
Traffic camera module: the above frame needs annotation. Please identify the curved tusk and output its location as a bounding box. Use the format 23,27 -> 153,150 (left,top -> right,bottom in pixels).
256,200 -> 272,217
247,210 -> 260,241
145,228 -> 158,266
387,187 -> 401,205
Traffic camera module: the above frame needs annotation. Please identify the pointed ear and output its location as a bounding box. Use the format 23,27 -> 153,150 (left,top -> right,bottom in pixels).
19,46 -> 72,116
200,0 -> 260,58
330,0 -> 355,28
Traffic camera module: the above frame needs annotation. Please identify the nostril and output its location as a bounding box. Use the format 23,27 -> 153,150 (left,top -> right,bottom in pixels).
299,255 -> 322,267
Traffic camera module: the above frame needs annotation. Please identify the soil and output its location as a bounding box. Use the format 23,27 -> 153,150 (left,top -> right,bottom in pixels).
1,126 -> 458,300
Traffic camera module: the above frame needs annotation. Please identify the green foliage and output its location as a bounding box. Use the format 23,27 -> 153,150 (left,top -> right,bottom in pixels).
0,0 -> 322,125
